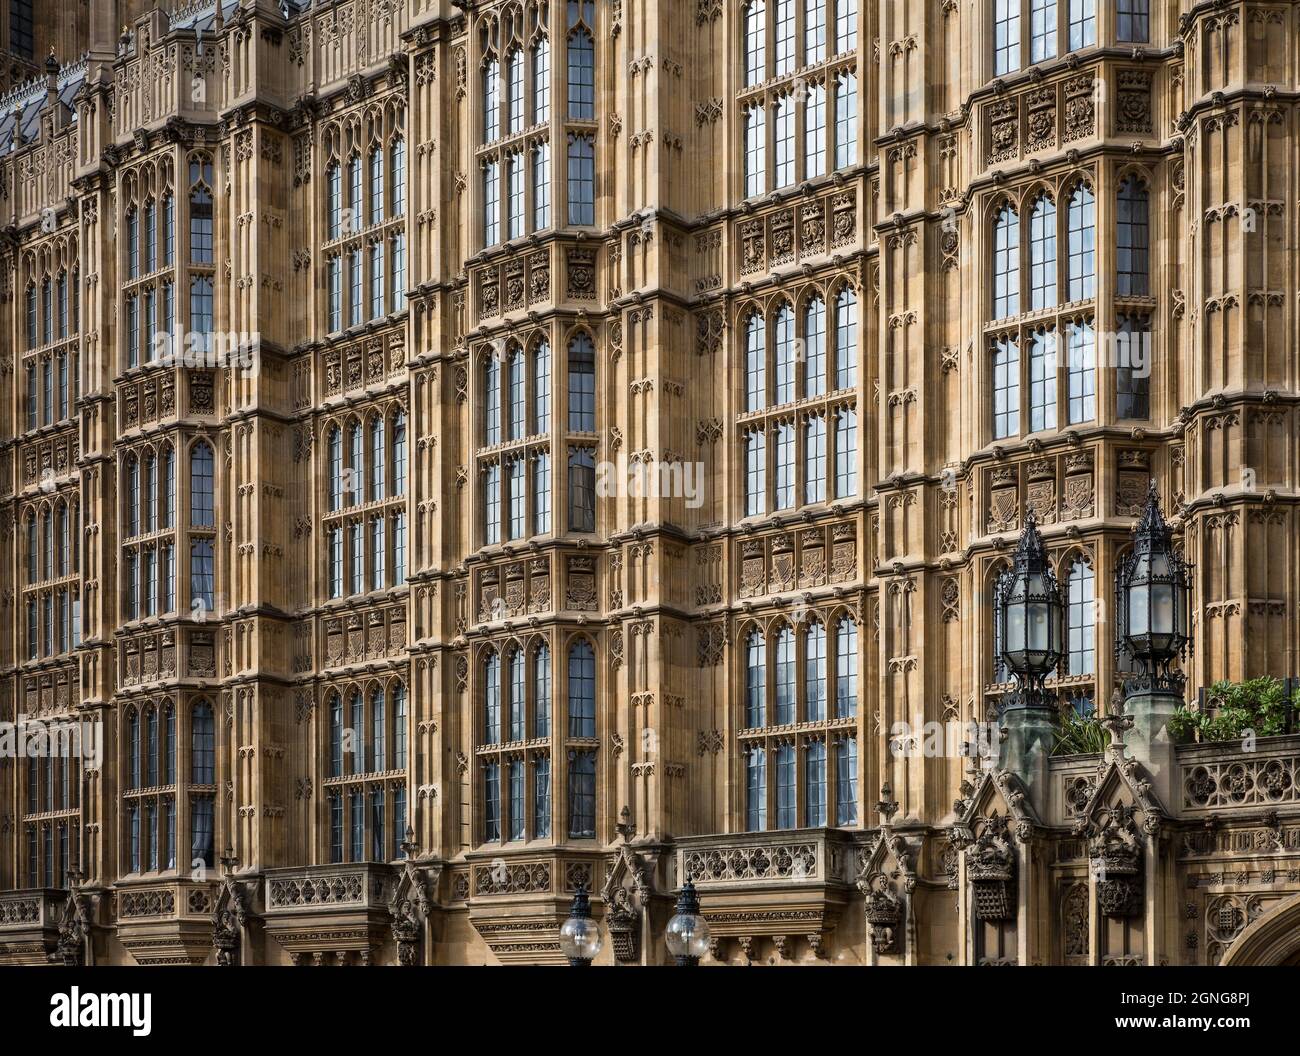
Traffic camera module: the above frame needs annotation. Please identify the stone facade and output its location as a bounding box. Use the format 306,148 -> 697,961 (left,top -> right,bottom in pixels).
1,0 -> 1299,967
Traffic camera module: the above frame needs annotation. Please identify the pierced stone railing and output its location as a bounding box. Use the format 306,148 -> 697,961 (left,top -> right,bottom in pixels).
264,864 -> 394,912
0,890 -> 64,929
1178,735 -> 1300,813
676,829 -> 858,888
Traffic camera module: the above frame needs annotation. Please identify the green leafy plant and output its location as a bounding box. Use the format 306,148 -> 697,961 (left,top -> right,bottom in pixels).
1051,707 -> 1108,757
1167,677 -> 1299,744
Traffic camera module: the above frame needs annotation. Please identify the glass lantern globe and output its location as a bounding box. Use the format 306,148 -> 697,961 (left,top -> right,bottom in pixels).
665,878 -> 710,966
995,512 -> 1064,701
558,884 -> 602,966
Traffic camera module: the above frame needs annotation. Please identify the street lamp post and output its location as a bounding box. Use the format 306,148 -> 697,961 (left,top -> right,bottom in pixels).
1115,482 -> 1192,803
994,512 -> 1065,796
664,877 -> 711,966
558,882 -> 602,966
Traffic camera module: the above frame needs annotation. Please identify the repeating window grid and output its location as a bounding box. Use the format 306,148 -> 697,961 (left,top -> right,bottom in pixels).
1116,177 -> 1150,297
534,451 -> 552,535
745,314 -> 766,410
327,257 -> 342,331
745,0 -> 767,86
567,750 -> 596,838
508,457 -> 527,540
1030,0 -> 1057,63
533,755 -> 552,837
804,296 -> 827,396
994,0 -> 1021,74
508,759 -> 526,840
745,105 -> 766,198
835,618 -> 858,716
774,306 -> 795,403
483,652 -> 501,744
328,526 -> 343,598
1067,184 -> 1096,301
1029,328 -> 1057,433
508,651 -> 527,741
190,540 -> 215,612
348,522 -> 364,594
483,160 -> 500,246
993,336 -> 1020,440
1066,319 -> 1096,423
805,82 -> 826,180
348,248 -> 363,327
1068,0 -> 1096,51
833,72 -> 857,170
392,139 -> 406,216
507,49 -> 525,135
1066,558 -> 1095,674
369,242 -> 385,319
394,413 -> 407,495
567,335 -> 596,431
484,356 -> 502,445
567,27 -> 595,120
507,152 -> 525,240
1029,197 -> 1057,310
483,59 -> 501,142
484,463 -> 501,546
994,205 -> 1020,318
805,415 -> 827,504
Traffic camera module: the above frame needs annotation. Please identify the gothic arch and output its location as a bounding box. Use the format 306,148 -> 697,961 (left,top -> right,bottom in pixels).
1221,891 -> 1300,966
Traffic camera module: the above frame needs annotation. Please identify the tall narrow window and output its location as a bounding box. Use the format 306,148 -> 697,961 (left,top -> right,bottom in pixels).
509,759 -> 526,840
532,36 -> 551,123
190,540 -> 215,612
567,26 -> 594,120
484,463 -> 501,546
746,429 -> 766,516
349,521 -> 363,595
126,294 -> 139,368
566,135 -> 595,226
774,94 -> 794,189
775,743 -> 796,828
805,295 -> 826,397
774,0 -> 795,75
190,442 -> 214,526
128,709 -> 141,789
805,415 -> 826,505
327,257 -> 342,331
568,640 -> 596,738
745,630 -> 766,727
391,233 -> 406,312
1031,0 -> 1057,63
774,423 -> 795,511
1117,0 -> 1150,43
483,160 -> 500,246
744,0 -> 766,86
57,271 -> 68,338
328,526 -> 343,598
1029,195 -> 1057,310
508,350 -> 526,440
330,695 -> 344,777
391,137 -> 406,216
833,72 -> 857,170
371,687 -> 386,772
393,511 -> 406,584
192,702 -> 215,784
835,617 -> 858,717
26,282 -> 37,349
349,789 -> 363,859
745,105 -> 766,198
1029,328 -> 1057,432
189,276 -> 213,345
834,287 -> 857,389
534,338 -> 552,432
567,334 -> 596,431
1115,314 -> 1151,420
393,683 -> 408,769
994,0 -> 1020,74
836,737 -> 858,824
483,59 -> 500,142
348,422 -> 364,503
775,626 -> 796,724
834,408 -> 857,498
484,355 -> 502,446
1116,176 -> 1150,297
1066,319 -> 1096,424
348,248 -> 363,327
1066,557 -> 1095,674
125,455 -> 140,536
567,749 -> 596,838
1068,0 -> 1096,51
805,740 -> 827,826
483,652 -> 501,745
993,203 -> 1020,318
327,162 -> 342,239
127,209 -> 139,279
369,242 -> 385,319
370,787 -> 386,861
774,304 -> 795,403
507,152 -> 525,240
327,427 -> 343,512
835,0 -> 858,51
746,747 -> 767,830
370,417 -> 386,502
509,650 -> 526,741
144,199 -> 157,273
533,755 -> 552,837
805,82 -> 826,180
992,336 -> 1020,440
532,141 -> 551,230
508,457 -> 526,540
393,411 -> 407,495
1067,183 -> 1096,301
534,451 -> 552,534
745,312 -> 766,411
806,620 -> 827,721
805,0 -> 826,64
534,644 -> 552,736
189,158 -> 214,263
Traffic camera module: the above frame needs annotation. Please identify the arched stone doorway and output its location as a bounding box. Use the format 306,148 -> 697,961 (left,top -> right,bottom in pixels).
1221,892 -> 1300,966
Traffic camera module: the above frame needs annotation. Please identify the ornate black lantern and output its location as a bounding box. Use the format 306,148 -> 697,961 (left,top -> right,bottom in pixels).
558,882 -> 602,966
664,877 -> 711,966
994,512 -> 1065,705
1115,481 -> 1191,693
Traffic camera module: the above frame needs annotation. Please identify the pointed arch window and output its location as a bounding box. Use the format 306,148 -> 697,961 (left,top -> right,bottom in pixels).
775,627 -> 796,724
834,287 -> 857,389
191,702 -> 215,784
483,58 -> 501,142
774,304 -> 795,403
745,312 -> 766,411
508,649 -> 526,741
835,617 -> 858,717
1067,183 -> 1096,300
370,417 -> 386,502
1116,176 -> 1149,297
993,203 -> 1020,318
190,442 -> 214,526
393,683 -> 408,769
744,0 -> 766,86
746,630 -> 767,727
532,36 -> 551,124
833,71 -> 857,169
534,644 -> 552,737
804,295 -> 826,397
567,21 -> 595,120
1029,195 -> 1057,309
371,686 -> 386,772
507,48 -> 525,134
393,411 -> 407,495
330,694 -> 344,777
484,651 -> 502,745
806,620 -> 827,722
128,708 -> 141,790
567,334 -> 596,431
189,158 -> 214,264
1067,557 -> 1095,674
